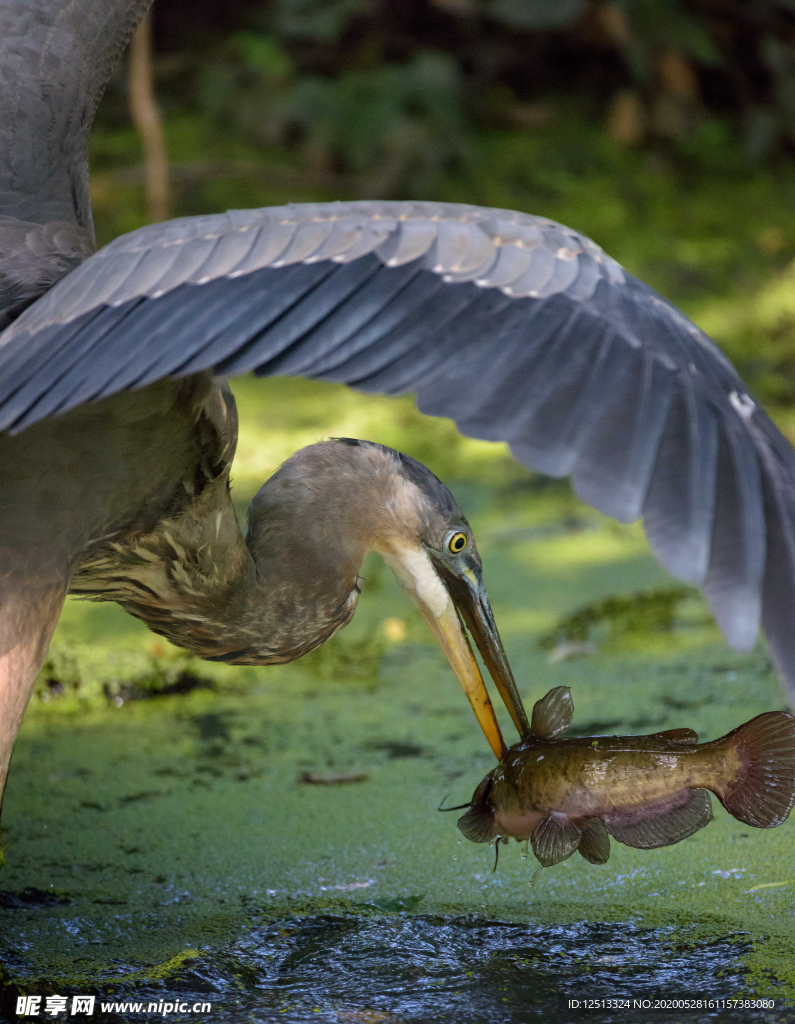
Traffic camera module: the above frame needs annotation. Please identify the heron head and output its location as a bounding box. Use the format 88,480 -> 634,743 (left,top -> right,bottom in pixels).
248,438 -> 528,758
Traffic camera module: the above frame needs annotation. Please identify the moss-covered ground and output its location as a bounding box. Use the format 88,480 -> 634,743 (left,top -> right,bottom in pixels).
1,379 -> 794,1023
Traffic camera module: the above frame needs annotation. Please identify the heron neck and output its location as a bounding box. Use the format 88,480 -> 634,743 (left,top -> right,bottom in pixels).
70,466 -> 366,666
71,438 -> 423,665
239,439 -> 429,663
240,483 -> 373,664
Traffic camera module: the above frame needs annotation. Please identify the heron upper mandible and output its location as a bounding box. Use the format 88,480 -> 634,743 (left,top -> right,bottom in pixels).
2,0 -> 795,816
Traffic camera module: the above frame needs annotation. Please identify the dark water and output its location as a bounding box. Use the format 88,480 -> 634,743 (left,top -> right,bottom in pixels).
10,915 -> 787,1024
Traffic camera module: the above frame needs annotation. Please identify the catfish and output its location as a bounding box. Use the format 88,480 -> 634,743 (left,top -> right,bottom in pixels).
457,687 -> 795,868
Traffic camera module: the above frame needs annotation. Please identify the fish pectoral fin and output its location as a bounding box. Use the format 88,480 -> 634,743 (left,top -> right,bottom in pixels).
531,811 -> 581,866
653,728 -> 699,745
457,777 -> 497,844
576,818 -> 610,864
530,686 -> 573,739
604,789 -> 713,850
457,803 -> 497,843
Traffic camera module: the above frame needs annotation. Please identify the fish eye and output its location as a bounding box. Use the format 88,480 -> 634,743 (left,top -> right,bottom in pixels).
447,531 -> 467,554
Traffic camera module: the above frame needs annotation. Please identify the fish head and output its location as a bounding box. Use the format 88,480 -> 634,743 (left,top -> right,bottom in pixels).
458,747 -> 551,843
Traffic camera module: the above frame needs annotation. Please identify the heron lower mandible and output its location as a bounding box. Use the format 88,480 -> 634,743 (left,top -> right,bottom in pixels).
3,1 -> 795,819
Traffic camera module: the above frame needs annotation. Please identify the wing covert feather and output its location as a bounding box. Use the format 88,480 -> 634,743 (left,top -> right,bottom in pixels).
0,199 -> 792,694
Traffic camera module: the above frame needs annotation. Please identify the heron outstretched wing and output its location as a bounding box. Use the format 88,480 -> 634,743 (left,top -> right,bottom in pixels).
0,200 -> 793,691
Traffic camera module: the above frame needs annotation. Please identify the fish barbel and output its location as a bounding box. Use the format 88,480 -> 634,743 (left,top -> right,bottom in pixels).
457,686 -> 795,867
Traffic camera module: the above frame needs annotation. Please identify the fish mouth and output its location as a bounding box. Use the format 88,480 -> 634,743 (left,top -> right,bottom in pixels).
429,554 -> 531,752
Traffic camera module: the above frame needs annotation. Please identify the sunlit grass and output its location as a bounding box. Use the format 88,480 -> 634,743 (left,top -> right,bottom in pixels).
515,521 -> 648,571
230,376 -> 521,504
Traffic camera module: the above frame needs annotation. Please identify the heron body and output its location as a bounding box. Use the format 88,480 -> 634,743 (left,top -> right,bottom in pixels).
3,1 -> 795,822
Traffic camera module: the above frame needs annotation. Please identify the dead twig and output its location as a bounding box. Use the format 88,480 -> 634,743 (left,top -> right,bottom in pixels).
128,9 -> 169,222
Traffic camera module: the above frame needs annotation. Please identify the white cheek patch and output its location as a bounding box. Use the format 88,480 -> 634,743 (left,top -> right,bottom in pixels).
383,544 -> 450,618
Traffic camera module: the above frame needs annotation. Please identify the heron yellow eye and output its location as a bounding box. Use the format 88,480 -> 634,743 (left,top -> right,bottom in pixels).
448,532 -> 467,554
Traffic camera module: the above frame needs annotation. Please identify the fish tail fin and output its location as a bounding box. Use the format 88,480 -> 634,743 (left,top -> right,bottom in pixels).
714,711 -> 795,828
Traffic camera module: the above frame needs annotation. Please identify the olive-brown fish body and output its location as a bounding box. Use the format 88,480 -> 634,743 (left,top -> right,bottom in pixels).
456,686 -> 795,868
488,733 -> 740,842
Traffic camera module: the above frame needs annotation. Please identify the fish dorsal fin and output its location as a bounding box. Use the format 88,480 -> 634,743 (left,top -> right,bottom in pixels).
604,789 -> 713,850
531,811 -> 581,867
577,818 -> 610,864
531,686 -> 573,738
655,728 -> 699,744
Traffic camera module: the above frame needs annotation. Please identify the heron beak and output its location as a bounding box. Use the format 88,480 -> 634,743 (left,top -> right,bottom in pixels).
428,555 -> 531,745
418,592 -> 508,761
381,544 -> 511,760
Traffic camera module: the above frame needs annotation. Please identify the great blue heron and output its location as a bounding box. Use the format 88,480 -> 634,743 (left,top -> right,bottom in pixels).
2,0 -> 795,815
